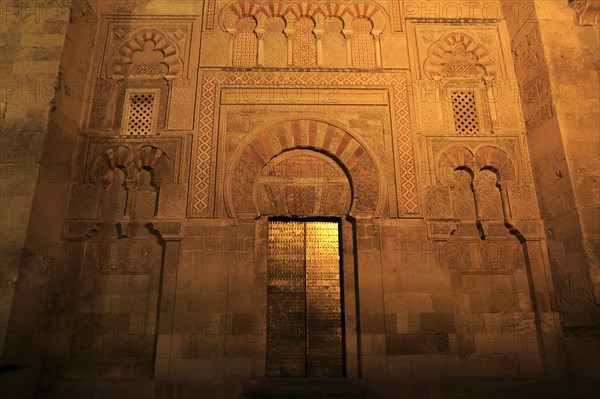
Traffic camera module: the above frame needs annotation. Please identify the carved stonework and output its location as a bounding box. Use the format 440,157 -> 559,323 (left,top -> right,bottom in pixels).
83,238 -> 162,274
233,17 -> 258,67
351,18 -> 375,69
391,0 -> 403,31
424,32 -> 498,80
292,17 -> 317,68
120,89 -> 161,135
93,146 -> 166,225
205,0 -> 217,30
108,29 -> 183,80
432,144 -> 521,238
257,150 -> 352,216
89,144 -> 172,186
569,0 -> 600,25
9,1 -> 574,387
225,119 -> 383,218
192,71 -> 416,218
66,137 -> 187,231
220,0 -> 386,69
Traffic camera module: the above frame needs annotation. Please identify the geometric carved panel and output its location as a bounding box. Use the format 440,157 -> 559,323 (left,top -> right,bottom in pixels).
233,17 -> 258,67
292,17 -> 317,68
351,18 -> 375,69
226,119 -> 383,218
391,0 -> 403,31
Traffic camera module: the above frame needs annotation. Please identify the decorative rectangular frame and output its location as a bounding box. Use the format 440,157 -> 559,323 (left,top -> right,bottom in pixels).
189,70 -> 419,218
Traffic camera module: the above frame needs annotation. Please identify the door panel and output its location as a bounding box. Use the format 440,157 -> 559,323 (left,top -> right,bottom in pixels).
266,221 -> 306,377
305,221 -> 343,377
266,220 -> 344,378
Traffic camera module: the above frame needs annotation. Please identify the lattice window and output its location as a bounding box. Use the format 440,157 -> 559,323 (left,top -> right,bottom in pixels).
451,91 -> 479,134
122,90 -> 159,135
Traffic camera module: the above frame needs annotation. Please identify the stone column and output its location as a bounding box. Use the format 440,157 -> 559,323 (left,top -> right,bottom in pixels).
343,31 -> 353,67
256,30 -> 265,67
315,31 -> 324,67
484,78 -> 500,132
227,31 -> 236,67
373,34 -> 382,68
284,26 -> 294,67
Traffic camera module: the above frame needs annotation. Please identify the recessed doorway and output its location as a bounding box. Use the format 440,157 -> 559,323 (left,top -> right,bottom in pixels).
266,219 -> 345,378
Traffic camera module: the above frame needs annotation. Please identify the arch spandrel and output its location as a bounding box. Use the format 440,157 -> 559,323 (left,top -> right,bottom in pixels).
225,119 -> 385,219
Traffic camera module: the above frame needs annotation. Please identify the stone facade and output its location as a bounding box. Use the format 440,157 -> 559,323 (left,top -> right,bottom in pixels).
0,0 -> 72,356
1,1 -> 598,398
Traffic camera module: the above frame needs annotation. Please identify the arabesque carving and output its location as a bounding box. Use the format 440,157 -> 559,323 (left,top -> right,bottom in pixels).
292,17 -> 317,67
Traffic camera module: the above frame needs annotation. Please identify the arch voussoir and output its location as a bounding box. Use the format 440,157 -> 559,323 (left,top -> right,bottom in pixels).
225,119 -> 384,218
